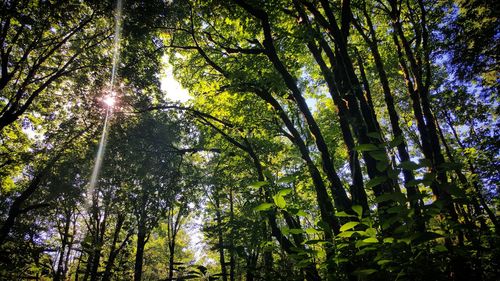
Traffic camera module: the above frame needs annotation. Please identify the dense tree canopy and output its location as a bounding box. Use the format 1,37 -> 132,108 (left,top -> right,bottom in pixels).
0,0 -> 498,280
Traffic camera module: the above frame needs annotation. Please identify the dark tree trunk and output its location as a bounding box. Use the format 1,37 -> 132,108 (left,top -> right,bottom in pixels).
102,214 -> 125,281
54,208 -> 72,281
168,240 -> 175,281
388,0 -> 458,220
228,187 -> 235,281
352,7 -> 424,229
134,226 -> 147,281
299,0 -> 396,201
214,194 -> 228,281
89,195 -> 108,281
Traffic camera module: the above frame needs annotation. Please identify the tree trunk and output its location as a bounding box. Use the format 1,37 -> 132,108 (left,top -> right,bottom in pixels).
102,214 -> 125,281
134,226 -> 147,281
214,194 -> 228,281
89,195 -> 108,281
228,187 -> 235,281
353,8 -> 424,229
168,240 -> 175,281
53,208 -> 72,281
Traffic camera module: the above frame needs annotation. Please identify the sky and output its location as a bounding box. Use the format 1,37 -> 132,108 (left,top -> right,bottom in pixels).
160,55 -> 191,103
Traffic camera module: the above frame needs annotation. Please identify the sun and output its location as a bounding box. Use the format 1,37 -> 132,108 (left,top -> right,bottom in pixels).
103,94 -> 116,107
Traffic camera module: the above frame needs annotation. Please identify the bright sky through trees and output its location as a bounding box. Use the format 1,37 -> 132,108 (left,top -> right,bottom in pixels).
160,55 -> 191,103
0,0 -> 498,280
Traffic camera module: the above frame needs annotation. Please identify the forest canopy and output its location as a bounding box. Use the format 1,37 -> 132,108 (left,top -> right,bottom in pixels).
0,0 -> 498,280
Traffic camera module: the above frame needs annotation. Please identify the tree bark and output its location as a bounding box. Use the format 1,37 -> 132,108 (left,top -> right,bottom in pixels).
134,225 -> 147,281
214,194 -> 228,281
102,214 -> 126,281
353,6 -> 424,229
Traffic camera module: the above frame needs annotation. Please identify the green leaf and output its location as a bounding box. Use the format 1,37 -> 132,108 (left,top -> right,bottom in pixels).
375,192 -> 407,204
248,181 -> 268,189
376,160 -> 389,172
305,228 -> 320,234
412,232 -> 444,244
399,160 -> 420,170
422,173 -> 436,185
367,132 -> 381,139
296,210 -> 308,217
336,231 -> 355,238
352,269 -> 377,277
288,228 -> 305,234
433,245 -> 448,252
365,176 -> 387,189
356,247 -> 377,255
305,239 -> 325,245
388,135 -> 404,148
281,227 -> 290,235
448,185 -> 466,198
387,168 -> 400,179
340,221 -> 359,232
273,194 -> 286,209
335,211 -> 356,217
362,237 -> 378,243
377,259 -> 393,266
277,175 -> 296,184
352,205 -> 363,218
253,203 -> 274,211
365,227 -> 377,237
387,205 -> 407,214
383,237 -> 395,243
316,220 -> 330,231
289,208 -> 308,217
277,188 -> 292,196
354,143 -> 379,151
369,150 -> 387,161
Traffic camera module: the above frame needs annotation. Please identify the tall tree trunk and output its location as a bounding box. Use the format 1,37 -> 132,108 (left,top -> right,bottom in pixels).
102,214 -> 125,281
54,208 -> 72,281
292,0 -> 368,209
299,0 -> 396,199
233,0 -> 352,214
134,225 -> 147,281
89,195 -> 108,281
74,250 -> 84,281
246,141 -> 321,281
214,194 -> 228,281
63,212 -> 77,279
167,240 -> 175,281
228,187 -> 235,281
353,7 -> 424,229
192,103 -> 322,281
443,112 -> 499,232
167,205 -> 183,281
388,0 -> 458,221
262,221 -> 274,280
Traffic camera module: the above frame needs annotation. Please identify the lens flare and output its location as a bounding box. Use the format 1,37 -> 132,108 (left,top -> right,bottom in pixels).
103,95 -> 116,107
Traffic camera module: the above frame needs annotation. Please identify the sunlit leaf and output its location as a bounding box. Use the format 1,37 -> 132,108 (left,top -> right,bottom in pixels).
340,221 -> 359,232
273,194 -> 286,209
253,203 -> 274,211
362,237 -> 378,243
352,205 -> 363,218
248,181 -> 268,189
277,188 -> 292,196
335,211 -> 356,217
305,228 -> 320,234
